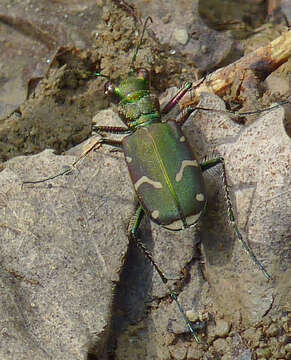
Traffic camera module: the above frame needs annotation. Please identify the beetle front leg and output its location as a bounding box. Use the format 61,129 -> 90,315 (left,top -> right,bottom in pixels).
200,157 -> 271,280
128,205 -> 201,343
161,77 -> 205,119
161,82 -> 192,115
175,107 -> 197,126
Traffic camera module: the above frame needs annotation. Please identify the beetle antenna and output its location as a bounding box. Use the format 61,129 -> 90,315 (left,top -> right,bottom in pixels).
130,16 -> 153,71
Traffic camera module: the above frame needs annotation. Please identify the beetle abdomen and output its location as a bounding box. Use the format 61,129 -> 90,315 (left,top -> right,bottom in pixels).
122,121 -> 206,230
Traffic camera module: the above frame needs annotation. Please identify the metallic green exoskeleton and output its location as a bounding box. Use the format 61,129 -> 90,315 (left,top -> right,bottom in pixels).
99,64 -> 208,232
123,114 -> 207,231
91,15 -> 271,340
96,66 -> 213,342
24,17 -> 271,343
101,66 -> 209,232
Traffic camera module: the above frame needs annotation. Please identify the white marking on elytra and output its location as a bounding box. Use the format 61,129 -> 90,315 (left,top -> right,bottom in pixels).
175,160 -> 198,182
179,136 -> 185,142
186,211 -> 203,226
196,193 -> 205,202
151,210 -> 160,219
164,219 -> 184,230
163,210 -> 203,230
126,156 -> 132,163
135,176 -> 163,191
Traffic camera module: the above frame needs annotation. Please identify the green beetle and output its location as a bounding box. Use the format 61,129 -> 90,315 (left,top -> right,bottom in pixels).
24,17 -> 270,342
91,18 -> 270,342
103,68 -> 207,231
124,120 -> 207,230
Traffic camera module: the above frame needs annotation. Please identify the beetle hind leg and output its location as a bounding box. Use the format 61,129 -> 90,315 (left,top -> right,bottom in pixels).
200,157 -> 271,280
128,205 -> 168,283
128,205 -> 201,343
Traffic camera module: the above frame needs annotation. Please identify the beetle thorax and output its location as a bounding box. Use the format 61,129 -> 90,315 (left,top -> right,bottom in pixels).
119,93 -> 161,129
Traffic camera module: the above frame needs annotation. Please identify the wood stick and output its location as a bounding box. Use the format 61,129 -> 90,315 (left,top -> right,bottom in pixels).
180,29 -> 291,109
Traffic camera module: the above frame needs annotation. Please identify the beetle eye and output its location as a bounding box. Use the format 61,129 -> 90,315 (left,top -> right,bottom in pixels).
136,68 -> 149,81
104,81 -> 116,95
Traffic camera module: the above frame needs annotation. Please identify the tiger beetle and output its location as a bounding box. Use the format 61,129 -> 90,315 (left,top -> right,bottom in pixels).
24,17 -> 271,342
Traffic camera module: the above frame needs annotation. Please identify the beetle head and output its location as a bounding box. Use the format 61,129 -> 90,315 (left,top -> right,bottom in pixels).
103,68 -> 151,103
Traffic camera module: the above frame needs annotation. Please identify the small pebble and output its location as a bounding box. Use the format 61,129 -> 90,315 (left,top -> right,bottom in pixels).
266,323 -> 279,337
162,14 -> 171,24
201,44 -> 208,54
256,347 -> 271,359
187,345 -> 204,360
221,355 -> 233,360
174,29 -> 189,45
186,309 -> 198,322
214,319 -> 231,337
213,338 -> 229,353
168,343 -> 187,360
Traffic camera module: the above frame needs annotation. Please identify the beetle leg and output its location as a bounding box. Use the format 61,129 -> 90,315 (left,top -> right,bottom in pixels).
93,125 -> 130,134
22,137 -> 123,185
161,76 -> 205,117
99,138 -> 123,148
200,157 -> 271,280
200,157 -> 222,172
175,107 -> 197,126
128,205 -> 169,283
161,82 -> 192,115
128,205 -> 201,342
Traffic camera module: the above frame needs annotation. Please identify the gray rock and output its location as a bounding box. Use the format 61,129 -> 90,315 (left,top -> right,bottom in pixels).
0,143 -> 132,359
1,94 -> 289,359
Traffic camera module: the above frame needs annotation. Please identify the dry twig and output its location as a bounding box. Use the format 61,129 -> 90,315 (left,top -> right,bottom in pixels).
180,30 -> 291,109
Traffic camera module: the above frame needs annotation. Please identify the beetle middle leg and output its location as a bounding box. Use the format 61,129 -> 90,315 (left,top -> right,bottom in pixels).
128,204 -> 201,343
92,125 -> 130,135
200,157 -> 271,280
22,117 -> 129,185
22,136 -> 123,185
